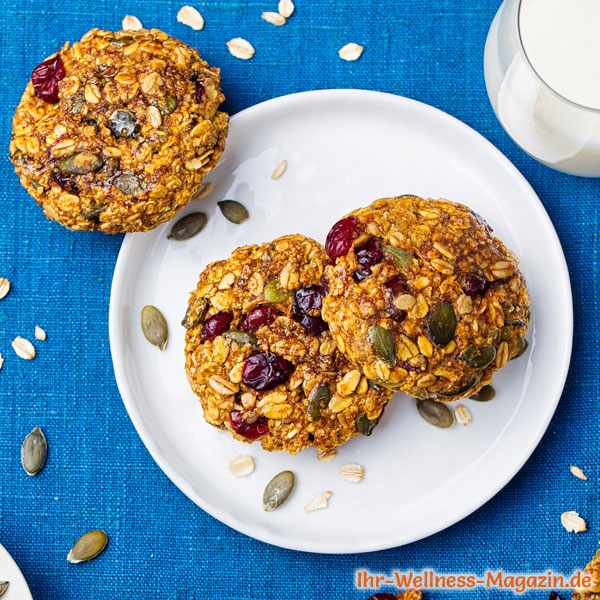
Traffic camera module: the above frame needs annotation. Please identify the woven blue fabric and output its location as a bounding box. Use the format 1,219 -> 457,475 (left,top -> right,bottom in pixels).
0,1 -> 597,598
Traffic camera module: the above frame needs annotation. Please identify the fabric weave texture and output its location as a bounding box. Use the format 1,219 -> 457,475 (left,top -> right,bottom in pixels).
0,1 -> 598,599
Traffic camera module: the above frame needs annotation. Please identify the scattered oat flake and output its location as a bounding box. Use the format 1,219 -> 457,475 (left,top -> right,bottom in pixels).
304,491 -> 332,512
228,454 -> 255,477
0,354 -> 4,371
561,511 -> 587,533
177,5 -> 204,30
122,15 -> 143,31
34,326 -> 47,341
226,38 -> 255,60
262,11 -> 286,26
317,449 -> 337,462
339,42 -> 364,61
12,337 -> 35,360
278,0 -> 295,18
0,278 -> 10,300
340,463 -> 364,483
570,465 -> 588,481
271,160 -> 287,180
454,404 -> 472,426
192,181 -> 213,201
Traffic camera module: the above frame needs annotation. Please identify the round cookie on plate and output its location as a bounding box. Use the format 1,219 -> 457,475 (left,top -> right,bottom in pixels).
9,28 -> 228,233
321,195 -> 530,401
183,234 -> 392,454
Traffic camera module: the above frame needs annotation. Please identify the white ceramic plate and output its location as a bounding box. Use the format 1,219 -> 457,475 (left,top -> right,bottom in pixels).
109,90 -> 572,553
0,544 -> 33,600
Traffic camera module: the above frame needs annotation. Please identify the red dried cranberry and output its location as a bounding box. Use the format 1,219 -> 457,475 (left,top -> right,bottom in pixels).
292,285 -> 324,315
548,594 -> 562,600
354,237 -> 383,280
294,314 -> 328,336
463,272 -> 488,296
325,216 -> 359,259
401,360 -> 420,373
31,54 -> 65,103
385,274 -> 409,321
368,594 -> 398,600
241,305 -> 280,333
50,170 -> 79,194
202,311 -> 233,340
229,410 -> 269,440
196,83 -> 206,102
242,352 -> 294,391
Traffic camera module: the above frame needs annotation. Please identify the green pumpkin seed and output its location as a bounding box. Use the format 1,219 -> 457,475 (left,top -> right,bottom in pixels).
159,94 -> 178,115
80,205 -> 106,221
470,385 -> 496,402
307,382 -> 330,421
107,35 -> 134,46
67,530 -> 108,564
368,325 -> 396,367
67,92 -> 85,114
141,305 -> 168,351
427,302 -> 456,347
108,109 -> 139,138
218,200 -> 249,224
263,470 -> 295,512
21,426 -> 47,476
224,330 -> 258,346
167,212 -> 207,241
416,399 -> 454,429
384,245 -> 413,270
437,377 -> 479,399
505,318 -> 527,327
367,379 -> 402,391
264,278 -> 291,303
59,152 -> 104,176
113,173 -> 143,195
511,336 -> 529,359
181,298 -> 209,329
499,326 -> 510,342
355,413 -> 379,436
459,345 -> 496,369
0,582 -> 8,597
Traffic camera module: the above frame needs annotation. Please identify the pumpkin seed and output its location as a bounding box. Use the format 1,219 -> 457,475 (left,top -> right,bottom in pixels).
80,205 -> 106,221
470,385 -> 496,402
355,413 -> 379,436
113,173 -> 143,195
499,326 -> 510,341
459,344 -> 496,369
224,330 -> 257,346
505,318 -> 527,327
0,582 -> 9,597
67,92 -> 85,114
307,382 -> 330,421
67,530 -> 108,564
263,470 -> 295,512
21,426 -> 47,476
141,305 -> 168,350
107,35 -> 135,46
108,109 -> 139,138
416,399 -> 454,429
427,302 -> 456,347
367,379 -> 402,391
437,377 -> 478,399
159,93 -> 178,115
384,245 -> 413,270
368,325 -> 396,366
181,298 -> 208,329
511,337 -> 529,359
167,212 -> 207,241
264,278 -> 291,303
59,152 -> 103,176
218,200 -> 249,224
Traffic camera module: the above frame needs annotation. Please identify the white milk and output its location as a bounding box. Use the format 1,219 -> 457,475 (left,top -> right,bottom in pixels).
484,0 -> 600,176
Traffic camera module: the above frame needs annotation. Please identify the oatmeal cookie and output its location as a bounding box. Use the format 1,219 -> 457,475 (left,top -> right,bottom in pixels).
9,28 -> 228,233
367,593 -> 422,600
574,547 -> 600,599
183,234 -> 391,454
321,196 -> 530,400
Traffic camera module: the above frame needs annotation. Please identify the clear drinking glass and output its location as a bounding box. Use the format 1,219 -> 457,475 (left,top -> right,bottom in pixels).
484,0 -> 600,177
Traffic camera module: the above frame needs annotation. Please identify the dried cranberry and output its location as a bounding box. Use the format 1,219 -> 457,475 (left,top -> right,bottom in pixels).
241,305 -> 280,333
229,410 -> 269,440
242,352 -> 294,391
385,274 -> 409,321
196,83 -> 206,102
294,314 -> 328,336
548,593 -> 562,600
202,311 -> 233,340
50,170 -> 79,194
292,285 -> 324,315
325,216 -> 359,259
31,54 -> 65,103
463,272 -> 488,296
368,594 -> 398,600
401,360 -> 420,373
354,237 -> 383,280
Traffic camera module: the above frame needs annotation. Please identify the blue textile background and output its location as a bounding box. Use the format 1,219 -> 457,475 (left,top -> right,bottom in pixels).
0,0 -> 598,598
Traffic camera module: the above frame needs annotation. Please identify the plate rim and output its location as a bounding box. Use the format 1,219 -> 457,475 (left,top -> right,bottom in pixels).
108,88 -> 573,554
0,543 -> 34,600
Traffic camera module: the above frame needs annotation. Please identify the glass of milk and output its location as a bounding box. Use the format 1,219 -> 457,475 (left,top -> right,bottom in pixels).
484,0 -> 600,176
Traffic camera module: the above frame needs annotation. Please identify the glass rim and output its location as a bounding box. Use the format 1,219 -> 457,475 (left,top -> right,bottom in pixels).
516,0 -> 600,113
